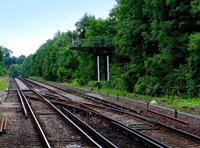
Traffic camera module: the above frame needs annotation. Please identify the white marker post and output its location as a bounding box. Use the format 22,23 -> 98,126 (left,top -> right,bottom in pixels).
107,56 -> 109,81
97,56 -> 100,83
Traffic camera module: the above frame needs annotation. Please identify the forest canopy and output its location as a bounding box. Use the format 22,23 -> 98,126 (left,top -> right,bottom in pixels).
19,0 -> 200,98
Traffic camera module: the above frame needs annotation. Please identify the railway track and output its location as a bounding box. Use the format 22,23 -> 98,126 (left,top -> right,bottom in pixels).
81,103 -> 200,147
15,78 -> 119,148
17,78 -> 170,147
0,78 -> 43,147
23,78 -> 139,114
19,77 -> 200,148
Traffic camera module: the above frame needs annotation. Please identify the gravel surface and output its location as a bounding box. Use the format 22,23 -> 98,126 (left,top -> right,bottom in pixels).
0,78 -> 95,148
0,78 -> 42,148
64,106 -> 146,148
28,99 -> 92,148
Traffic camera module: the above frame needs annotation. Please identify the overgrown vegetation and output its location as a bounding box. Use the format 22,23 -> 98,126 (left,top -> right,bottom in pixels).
0,77 -> 9,90
0,46 -> 26,77
2,0 -> 199,99
0,47 -> 7,76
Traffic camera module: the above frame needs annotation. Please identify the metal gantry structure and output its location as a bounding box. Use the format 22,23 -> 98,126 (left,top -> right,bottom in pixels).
69,38 -> 114,88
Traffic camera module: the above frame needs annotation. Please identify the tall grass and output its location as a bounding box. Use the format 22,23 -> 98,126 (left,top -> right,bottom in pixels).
0,76 -> 9,90
29,77 -> 45,81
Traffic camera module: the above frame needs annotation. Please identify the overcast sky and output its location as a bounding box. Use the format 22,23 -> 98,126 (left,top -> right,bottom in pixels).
0,0 -> 117,57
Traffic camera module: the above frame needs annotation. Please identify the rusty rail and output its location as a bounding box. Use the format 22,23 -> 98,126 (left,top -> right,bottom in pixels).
17,90 -> 28,119
19,90 -> 51,148
0,117 -> 4,134
3,120 -> 8,134
0,117 -> 8,134
146,109 -> 188,125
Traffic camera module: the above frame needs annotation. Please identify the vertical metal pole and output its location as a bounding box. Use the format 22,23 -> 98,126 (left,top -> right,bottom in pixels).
107,56 -> 109,81
97,56 -> 100,82
72,33 -> 74,46
175,110 -> 177,118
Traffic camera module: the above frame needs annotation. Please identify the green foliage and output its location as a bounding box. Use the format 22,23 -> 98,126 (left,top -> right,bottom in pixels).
0,66 -> 6,76
29,77 -> 45,81
10,64 -> 21,78
88,81 -> 98,87
18,0 -> 200,99
1,46 -> 13,57
21,31 -> 79,82
17,55 -> 26,64
0,76 -> 9,90
135,75 -> 160,95
0,46 -> 7,76
1,46 -> 26,68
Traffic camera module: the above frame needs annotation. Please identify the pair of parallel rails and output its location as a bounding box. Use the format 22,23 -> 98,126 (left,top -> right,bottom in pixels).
15,78 -> 115,148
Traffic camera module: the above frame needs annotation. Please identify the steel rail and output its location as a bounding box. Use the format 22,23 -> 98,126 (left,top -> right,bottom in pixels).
54,102 -> 170,148
111,122 -> 169,148
20,80 -> 200,146
19,90 -> 51,148
18,78 -> 33,88
0,117 -> 4,134
21,79 -> 116,147
3,120 -> 8,134
60,99 -> 200,146
62,107 -> 118,148
27,88 -> 200,146
20,78 -> 72,101
17,90 -> 28,119
30,89 -> 103,148
155,120 -> 200,142
146,109 -> 188,125
23,78 -> 139,114
22,78 -> 200,142
66,88 -> 140,114
81,102 -> 156,124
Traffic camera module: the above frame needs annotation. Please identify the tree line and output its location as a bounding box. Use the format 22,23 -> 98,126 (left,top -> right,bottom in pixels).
10,0 -> 200,98
0,46 -> 26,77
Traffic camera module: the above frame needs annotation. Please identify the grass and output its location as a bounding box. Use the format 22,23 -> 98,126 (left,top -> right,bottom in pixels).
0,76 -> 9,90
29,76 -> 45,81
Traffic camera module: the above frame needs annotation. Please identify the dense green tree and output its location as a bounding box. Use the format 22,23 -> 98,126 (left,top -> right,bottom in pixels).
10,64 -> 21,78
20,0 -> 200,98
17,55 -> 26,64
1,46 -> 13,57
0,46 -> 7,76
0,47 -> 4,67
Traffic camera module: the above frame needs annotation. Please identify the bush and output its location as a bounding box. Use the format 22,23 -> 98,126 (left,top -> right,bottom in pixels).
0,66 -> 6,76
78,78 -> 89,85
88,81 -> 98,87
10,64 -> 21,78
134,75 -> 160,96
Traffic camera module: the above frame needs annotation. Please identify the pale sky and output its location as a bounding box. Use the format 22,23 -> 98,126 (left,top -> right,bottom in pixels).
0,0 -> 117,57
